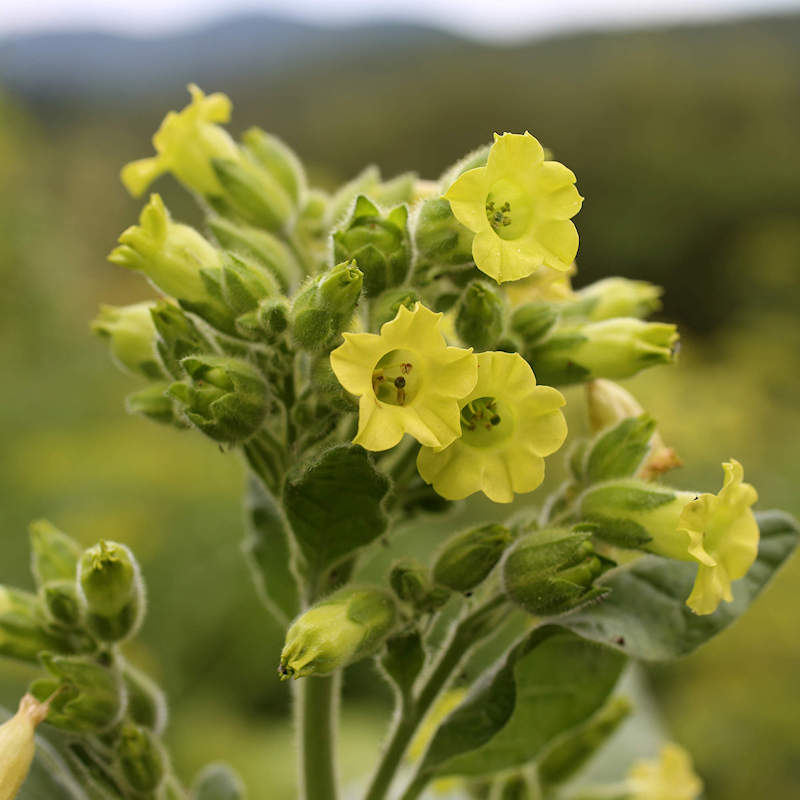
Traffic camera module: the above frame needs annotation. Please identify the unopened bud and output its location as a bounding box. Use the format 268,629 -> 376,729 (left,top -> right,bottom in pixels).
117,723 -> 165,794
413,197 -> 474,280
30,654 -> 124,732
528,319 -> 678,386
0,587 -> 72,662
29,520 -> 81,587
433,523 -> 512,593
122,661 -> 168,735
455,280 -> 505,350
78,541 -> 144,642
168,355 -> 267,443
369,288 -> 421,331
509,302 -> 559,347
221,252 -> 279,317
0,694 -> 52,800
328,165 -> 381,226
40,581 -> 81,628
192,763 -> 247,800
372,172 -> 416,206
126,383 -> 187,428
149,302 -> 213,379
563,278 -> 662,322
291,261 -> 363,349
279,587 -> 396,679
237,297 -> 290,342
242,127 -> 306,206
389,560 -> 449,613
502,529 -> 607,616
109,194 -> 222,304
91,302 -> 165,379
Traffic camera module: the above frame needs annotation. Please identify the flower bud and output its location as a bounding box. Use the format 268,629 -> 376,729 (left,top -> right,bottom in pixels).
192,763 -> 247,800
563,278 -> 662,322
116,723 -> 165,794
372,172 -> 416,206
369,287 -> 421,331
237,297 -> 291,343
389,560 -> 449,613
30,654 -> 124,732
220,252 -> 279,317
40,581 -> 81,628
208,216 -> 302,292
0,587 -> 72,662
91,303 -> 165,379
455,280 -> 505,351
109,194 -> 222,304
126,383 -> 188,429
168,354 -> 268,443
432,524 -> 513,593
528,319 -> 678,386
0,694 -> 52,800
279,587 -> 396,679
502,529 -> 608,616
121,84 -> 240,198
28,519 -> 81,587
328,165 -> 381,226
290,261 -> 363,349
122,661 -> 168,735
332,196 -> 410,297
210,157 -> 293,231
509,302 -> 559,347
413,197 -> 474,280
242,127 -> 306,206
78,541 -> 144,642
149,301 -> 214,380
586,380 -> 681,479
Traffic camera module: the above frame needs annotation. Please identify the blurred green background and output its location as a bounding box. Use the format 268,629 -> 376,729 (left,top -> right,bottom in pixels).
1,9 -> 799,799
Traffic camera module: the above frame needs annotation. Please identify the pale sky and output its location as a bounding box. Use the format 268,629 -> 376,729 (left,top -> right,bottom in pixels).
2,0 -> 800,41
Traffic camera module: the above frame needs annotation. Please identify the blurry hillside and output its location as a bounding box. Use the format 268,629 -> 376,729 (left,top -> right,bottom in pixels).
0,12 -> 799,800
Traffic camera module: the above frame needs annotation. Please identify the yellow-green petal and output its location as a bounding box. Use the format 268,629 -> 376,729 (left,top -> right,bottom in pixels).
487,132 -> 544,177
531,219 -> 579,270
444,167 -> 491,233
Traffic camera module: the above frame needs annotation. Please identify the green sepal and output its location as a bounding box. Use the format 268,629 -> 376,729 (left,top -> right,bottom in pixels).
455,279 -> 505,351
510,302 -> 559,347
369,287 -> 421,331
29,519 -> 82,586
150,302 -> 214,380
413,197 -> 474,282
116,722 -> 166,794
432,523 -> 513,594
242,126 -> 306,206
220,251 -> 279,316
0,586 -> 75,662
40,580 -> 82,628
584,415 -> 657,483
389,559 -> 449,613
126,383 -> 189,429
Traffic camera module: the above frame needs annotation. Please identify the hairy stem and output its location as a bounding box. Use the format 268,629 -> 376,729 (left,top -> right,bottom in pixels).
296,673 -> 340,800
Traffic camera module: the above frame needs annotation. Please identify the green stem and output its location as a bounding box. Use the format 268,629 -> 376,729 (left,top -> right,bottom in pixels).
297,673 -> 340,800
363,595 -> 506,800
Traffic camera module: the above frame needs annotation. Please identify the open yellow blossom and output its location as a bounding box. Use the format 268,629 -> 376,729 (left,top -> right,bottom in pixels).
627,743 -> 703,800
444,132 -> 583,283
121,84 -> 241,198
330,303 -> 477,452
417,352 -> 567,503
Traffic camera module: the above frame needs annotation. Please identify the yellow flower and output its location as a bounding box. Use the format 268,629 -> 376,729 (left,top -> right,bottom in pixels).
444,132 -> 583,283
678,459 -> 759,615
627,743 -> 703,800
417,352 -> 567,503
330,303 -> 478,452
0,694 -> 51,800
121,84 -> 241,198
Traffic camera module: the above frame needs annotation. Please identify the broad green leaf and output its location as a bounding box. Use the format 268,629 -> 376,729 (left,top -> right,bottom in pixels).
584,415 -> 656,483
283,444 -> 390,576
563,510 -> 799,660
242,475 -> 300,626
419,627 -> 626,778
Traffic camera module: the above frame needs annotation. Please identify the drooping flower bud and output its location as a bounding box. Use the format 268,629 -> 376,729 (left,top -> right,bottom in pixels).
290,261 -> 363,350
78,541 -> 144,642
279,587 -> 396,679
389,560 -> 449,613
562,277 -> 662,322
454,280 -> 505,351
91,302 -> 165,379
0,694 -> 52,800
332,196 -> 411,297
502,528 -> 608,616
116,723 -> 165,795
432,523 -> 512,593
168,355 -> 268,443
527,319 -> 678,386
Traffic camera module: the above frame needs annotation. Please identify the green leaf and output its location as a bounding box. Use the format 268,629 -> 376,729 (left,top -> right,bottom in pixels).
418,627 -> 626,778
584,415 -> 657,483
283,444 -> 390,577
562,510 -> 799,660
242,476 -> 300,626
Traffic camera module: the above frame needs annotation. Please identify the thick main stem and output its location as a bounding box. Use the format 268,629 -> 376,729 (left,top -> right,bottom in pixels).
297,672 -> 340,800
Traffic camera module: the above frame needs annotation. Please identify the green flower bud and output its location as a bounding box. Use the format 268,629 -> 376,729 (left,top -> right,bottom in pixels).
290,261 -> 363,350
563,278 -> 662,322
109,194 -> 222,303
237,297 -> 291,342
126,383 -> 188,429
66,742 -> 127,797
116,723 -> 165,794
328,165 -> 381,226
78,541 -> 144,642
527,319 -> 679,386
122,661 -> 168,734
242,127 -> 306,206
40,581 -> 81,628
149,302 -> 213,380
192,763 -> 247,800
455,279 -> 505,351
279,587 -> 396,679
30,654 -> 124,733
413,196 -> 474,281
502,529 -> 608,616
369,287 -> 421,331
220,252 -> 279,317
491,773 -> 537,800
432,523 -> 513,594
168,354 -> 268,443
210,157 -> 293,232
91,302 -> 165,379
0,587 -> 72,662
208,216 -> 302,292
389,560 -> 449,613
509,302 -> 559,347
332,196 -> 410,297
371,172 -> 417,206
28,519 -> 81,587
